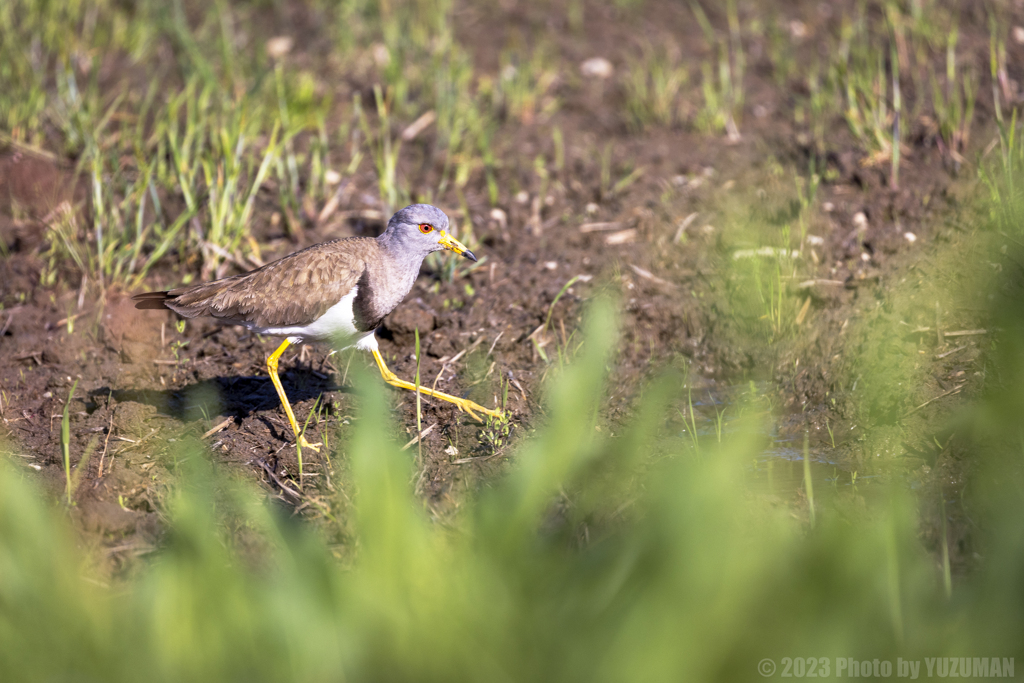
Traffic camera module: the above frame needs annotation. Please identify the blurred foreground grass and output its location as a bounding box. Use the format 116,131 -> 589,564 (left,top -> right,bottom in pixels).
2,299 -> 1023,681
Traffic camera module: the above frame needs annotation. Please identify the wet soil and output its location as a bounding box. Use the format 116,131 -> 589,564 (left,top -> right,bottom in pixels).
1,0 -> 1017,576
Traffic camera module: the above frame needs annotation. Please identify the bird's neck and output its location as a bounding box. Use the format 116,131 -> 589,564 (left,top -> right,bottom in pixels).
376,232 -> 427,281
368,234 -> 426,314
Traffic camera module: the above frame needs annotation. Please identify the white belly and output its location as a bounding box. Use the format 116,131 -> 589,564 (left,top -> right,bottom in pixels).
245,286 -> 379,351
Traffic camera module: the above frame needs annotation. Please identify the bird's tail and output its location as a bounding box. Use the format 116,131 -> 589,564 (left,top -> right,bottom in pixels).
131,291 -> 176,310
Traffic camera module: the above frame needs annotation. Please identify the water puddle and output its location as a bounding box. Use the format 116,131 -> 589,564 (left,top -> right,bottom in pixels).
746,436 -> 875,501
680,382 -> 877,501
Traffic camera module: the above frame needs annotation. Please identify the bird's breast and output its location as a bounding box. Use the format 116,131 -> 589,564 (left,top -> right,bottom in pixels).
353,260 -> 419,331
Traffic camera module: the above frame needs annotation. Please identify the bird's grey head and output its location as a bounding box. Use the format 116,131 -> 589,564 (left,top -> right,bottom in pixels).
379,203 -> 477,262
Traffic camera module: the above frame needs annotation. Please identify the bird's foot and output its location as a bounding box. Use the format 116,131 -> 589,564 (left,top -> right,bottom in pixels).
297,435 -> 322,452
451,398 -> 503,422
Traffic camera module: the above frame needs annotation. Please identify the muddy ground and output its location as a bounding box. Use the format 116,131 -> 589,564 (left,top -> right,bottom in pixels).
1,0 -> 1016,576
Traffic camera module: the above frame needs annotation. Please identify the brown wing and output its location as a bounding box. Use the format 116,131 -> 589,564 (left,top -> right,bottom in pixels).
134,238 -> 376,328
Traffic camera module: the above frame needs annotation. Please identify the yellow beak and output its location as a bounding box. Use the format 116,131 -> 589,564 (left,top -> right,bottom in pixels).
438,230 -> 477,262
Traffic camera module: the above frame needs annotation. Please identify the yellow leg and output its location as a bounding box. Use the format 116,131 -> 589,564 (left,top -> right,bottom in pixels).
371,349 -> 502,422
267,339 -> 321,452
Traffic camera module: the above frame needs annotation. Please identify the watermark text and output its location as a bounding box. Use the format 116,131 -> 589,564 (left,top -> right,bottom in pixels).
757,657 -> 1015,678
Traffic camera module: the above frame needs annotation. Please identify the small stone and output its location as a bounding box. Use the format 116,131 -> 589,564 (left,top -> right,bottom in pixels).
806,235 -> 825,246
324,169 -> 342,185
822,201 -> 835,213
489,207 -> 508,229
266,36 -> 293,58
515,191 -> 530,205
79,500 -> 137,535
789,20 -> 808,39
386,306 -> 436,336
1014,26 -> 1024,44
580,57 -> 614,79
860,252 -> 871,262
372,43 -> 390,67
605,229 -> 637,245
585,202 -> 599,215
853,211 -> 868,228
904,232 -> 917,243
544,261 -> 558,270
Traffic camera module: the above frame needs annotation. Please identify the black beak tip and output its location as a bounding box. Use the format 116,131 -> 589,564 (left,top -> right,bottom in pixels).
463,249 -> 478,262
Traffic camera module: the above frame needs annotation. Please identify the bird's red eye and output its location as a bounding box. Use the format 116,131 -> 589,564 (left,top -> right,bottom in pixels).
419,223 -> 433,234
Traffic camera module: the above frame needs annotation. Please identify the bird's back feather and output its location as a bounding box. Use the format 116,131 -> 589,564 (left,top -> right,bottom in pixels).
132,237 -> 378,329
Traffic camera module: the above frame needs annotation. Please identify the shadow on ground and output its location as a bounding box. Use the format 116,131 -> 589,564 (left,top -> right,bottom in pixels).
92,368 -> 347,424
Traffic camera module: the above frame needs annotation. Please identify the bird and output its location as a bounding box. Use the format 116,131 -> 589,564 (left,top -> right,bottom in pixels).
133,204 -> 501,451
